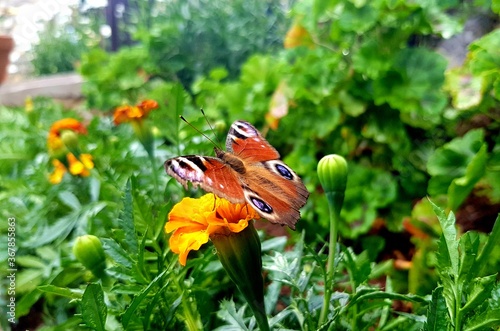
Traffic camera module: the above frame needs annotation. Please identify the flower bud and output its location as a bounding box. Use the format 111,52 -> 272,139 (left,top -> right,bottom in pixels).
73,235 -> 106,278
318,154 -> 348,210
60,130 -> 80,155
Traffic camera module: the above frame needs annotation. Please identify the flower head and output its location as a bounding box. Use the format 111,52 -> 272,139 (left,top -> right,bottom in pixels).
165,193 -> 260,266
113,99 -> 158,125
47,118 -> 87,154
165,193 -> 269,330
49,153 -> 94,184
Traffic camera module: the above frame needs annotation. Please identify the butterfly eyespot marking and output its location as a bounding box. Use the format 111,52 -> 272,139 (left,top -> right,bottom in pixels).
250,196 -> 273,214
275,164 -> 293,180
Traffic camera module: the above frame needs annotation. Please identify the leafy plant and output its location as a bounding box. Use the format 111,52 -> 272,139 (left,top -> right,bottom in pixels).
424,202 -> 500,330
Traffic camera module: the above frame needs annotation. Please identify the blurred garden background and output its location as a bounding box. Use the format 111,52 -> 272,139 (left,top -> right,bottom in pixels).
1,0 -> 499,330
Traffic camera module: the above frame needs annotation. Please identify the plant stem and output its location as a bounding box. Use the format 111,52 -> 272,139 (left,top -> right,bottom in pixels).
318,192 -> 340,326
147,151 -> 160,202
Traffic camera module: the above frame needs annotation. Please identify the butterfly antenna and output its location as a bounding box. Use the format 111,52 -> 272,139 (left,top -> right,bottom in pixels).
200,108 -> 223,148
179,115 -> 220,148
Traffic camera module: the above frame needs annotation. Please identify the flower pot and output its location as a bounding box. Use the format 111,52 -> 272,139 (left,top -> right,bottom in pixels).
0,35 -> 14,84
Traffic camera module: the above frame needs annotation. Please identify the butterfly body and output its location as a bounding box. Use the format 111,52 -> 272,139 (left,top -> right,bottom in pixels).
165,121 -> 308,229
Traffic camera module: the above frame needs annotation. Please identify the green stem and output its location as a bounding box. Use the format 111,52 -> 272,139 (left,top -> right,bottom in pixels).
177,279 -> 202,331
318,192 -> 340,326
147,151 -> 160,202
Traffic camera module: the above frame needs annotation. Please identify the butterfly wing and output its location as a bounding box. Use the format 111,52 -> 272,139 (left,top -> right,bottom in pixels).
241,160 -> 309,230
224,121 -> 308,229
165,155 -> 245,203
226,120 -> 280,161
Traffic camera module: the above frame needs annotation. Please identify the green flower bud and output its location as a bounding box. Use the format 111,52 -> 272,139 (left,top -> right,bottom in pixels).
211,222 -> 269,331
317,154 -> 348,325
318,154 -> 348,195
73,235 -> 106,278
60,130 -> 80,151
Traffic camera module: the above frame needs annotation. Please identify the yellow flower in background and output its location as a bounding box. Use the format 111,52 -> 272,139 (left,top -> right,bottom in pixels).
284,22 -> 315,49
165,193 -> 260,266
68,153 -> 94,177
113,99 -> 158,125
49,159 -> 67,184
49,153 -> 94,184
46,118 -> 94,184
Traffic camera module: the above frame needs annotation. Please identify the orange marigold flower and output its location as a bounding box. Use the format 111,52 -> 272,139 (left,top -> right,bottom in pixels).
113,99 -> 158,125
47,118 -> 87,153
49,153 -> 94,184
165,193 -> 260,266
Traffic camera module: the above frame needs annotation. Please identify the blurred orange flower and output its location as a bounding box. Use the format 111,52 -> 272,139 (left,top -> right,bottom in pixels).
165,193 -> 260,266
113,99 -> 158,125
49,153 -> 94,184
47,118 -> 87,153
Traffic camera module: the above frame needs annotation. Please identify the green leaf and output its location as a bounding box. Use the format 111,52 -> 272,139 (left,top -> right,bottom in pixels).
101,238 -> 134,269
343,247 -> 372,286
119,179 -> 138,255
445,67 -> 484,110
427,129 -> 485,197
471,215 -> 500,279
122,269 -> 169,328
463,307 -> 500,331
38,285 -> 82,299
81,283 -> 107,331
461,274 -> 497,316
373,48 -> 448,128
431,201 -> 459,275
448,144 -> 487,210
337,2 -> 379,33
58,191 -> 82,210
458,231 -> 480,283
424,286 -> 449,331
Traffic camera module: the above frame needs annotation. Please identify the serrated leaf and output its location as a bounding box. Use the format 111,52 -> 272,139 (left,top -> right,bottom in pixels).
461,274 -> 497,316
458,231 -> 480,283
101,238 -> 134,269
38,285 -> 82,299
81,283 -> 107,331
122,269 -> 168,328
424,286 -> 449,331
431,201 -> 459,275
343,247 -> 372,286
119,179 -> 138,255
471,215 -> 500,277
463,307 -> 500,331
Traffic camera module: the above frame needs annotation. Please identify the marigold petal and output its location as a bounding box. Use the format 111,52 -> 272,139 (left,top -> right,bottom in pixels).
80,154 -> 94,169
165,194 -> 262,266
169,230 -> 210,266
49,118 -> 87,135
139,99 -> 159,112
49,159 -> 67,184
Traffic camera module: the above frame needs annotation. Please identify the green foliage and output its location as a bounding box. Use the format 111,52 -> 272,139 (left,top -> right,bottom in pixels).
426,202 -> 500,330
31,9 -> 102,76
133,0 -> 291,88
79,46 -> 152,110
427,129 -> 488,210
